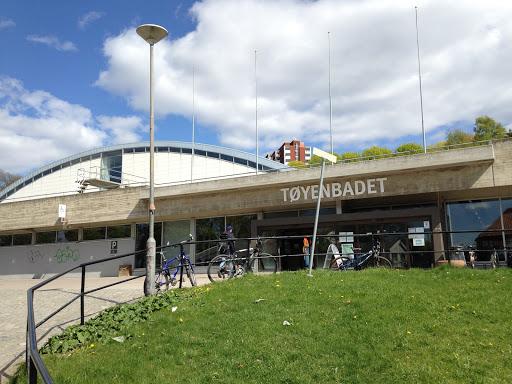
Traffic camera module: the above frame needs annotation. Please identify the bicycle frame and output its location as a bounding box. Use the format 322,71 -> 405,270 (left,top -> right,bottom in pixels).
339,251 -> 374,270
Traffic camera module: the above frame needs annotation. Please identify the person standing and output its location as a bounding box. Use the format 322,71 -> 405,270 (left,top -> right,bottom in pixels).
303,237 -> 310,268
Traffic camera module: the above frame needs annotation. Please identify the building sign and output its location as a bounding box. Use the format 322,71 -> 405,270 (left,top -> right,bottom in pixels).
111,241 -> 118,255
280,177 -> 387,202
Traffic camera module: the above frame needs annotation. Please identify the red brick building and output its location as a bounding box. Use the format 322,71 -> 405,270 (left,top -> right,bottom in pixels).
266,139 -> 311,165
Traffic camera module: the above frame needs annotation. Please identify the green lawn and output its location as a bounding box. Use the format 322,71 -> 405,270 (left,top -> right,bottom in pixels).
12,266 -> 512,383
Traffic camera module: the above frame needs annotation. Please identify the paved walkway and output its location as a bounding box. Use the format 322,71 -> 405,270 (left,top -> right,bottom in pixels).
0,274 -> 210,383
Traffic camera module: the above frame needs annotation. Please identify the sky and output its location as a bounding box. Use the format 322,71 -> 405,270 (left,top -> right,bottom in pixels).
1,0 -> 511,176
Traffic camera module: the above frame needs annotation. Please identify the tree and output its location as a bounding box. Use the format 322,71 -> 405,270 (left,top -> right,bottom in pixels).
0,169 -> 21,191
395,143 -> 423,155
362,146 -> 393,159
473,115 -> 507,141
307,152 -> 341,167
445,128 -> 474,146
341,152 -> 361,162
287,160 -> 307,169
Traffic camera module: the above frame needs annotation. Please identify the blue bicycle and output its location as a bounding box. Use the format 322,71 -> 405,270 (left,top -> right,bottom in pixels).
144,239 -> 197,295
329,241 -> 392,270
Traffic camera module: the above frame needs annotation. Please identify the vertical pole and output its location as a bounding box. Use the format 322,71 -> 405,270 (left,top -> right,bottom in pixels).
80,266 -> 86,325
328,32 -> 333,160
255,50 -> 259,175
145,42 -> 157,296
191,66 -> 195,182
415,6 -> 426,153
308,158 -> 326,276
179,243 -> 184,289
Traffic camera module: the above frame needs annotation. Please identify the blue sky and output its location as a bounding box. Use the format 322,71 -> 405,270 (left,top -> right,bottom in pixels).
1,0 -> 511,175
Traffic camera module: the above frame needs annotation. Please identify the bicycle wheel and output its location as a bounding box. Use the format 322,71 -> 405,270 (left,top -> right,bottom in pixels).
249,253 -> 278,274
331,256 -> 351,271
207,255 -> 234,283
144,273 -> 169,296
186,262 -> 197,286
368,256 -> 392,268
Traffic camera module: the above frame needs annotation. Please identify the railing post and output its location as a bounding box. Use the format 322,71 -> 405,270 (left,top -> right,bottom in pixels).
179,243 -> 184,289
26,320 -> 37,383
81,266 -> 86,325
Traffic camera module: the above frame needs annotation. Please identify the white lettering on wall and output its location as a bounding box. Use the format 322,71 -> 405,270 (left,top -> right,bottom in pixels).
280,177 -> 387,202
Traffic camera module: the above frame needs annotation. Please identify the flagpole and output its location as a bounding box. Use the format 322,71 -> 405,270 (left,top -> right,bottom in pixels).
415,6 -> 426,153
191,66 -> 195,181
255,50 -> 259,174
328,32 -> 333,160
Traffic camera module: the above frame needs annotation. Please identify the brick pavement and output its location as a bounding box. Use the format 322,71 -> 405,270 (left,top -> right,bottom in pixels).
0,274 -> 209,383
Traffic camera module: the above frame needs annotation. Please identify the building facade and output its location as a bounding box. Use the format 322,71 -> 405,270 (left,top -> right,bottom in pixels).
1,139 -> 512,278
265,139 -> 311,165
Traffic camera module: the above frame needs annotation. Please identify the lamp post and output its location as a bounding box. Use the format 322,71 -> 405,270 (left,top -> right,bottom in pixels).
137,24 -> 168,296
308,148 -> 337,276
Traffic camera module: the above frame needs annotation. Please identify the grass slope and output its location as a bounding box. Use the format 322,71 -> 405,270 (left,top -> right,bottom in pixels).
12,266 -> 512,383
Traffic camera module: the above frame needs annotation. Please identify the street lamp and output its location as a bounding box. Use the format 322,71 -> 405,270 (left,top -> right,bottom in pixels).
308,148 -> 337,276
137,24 -> 168,296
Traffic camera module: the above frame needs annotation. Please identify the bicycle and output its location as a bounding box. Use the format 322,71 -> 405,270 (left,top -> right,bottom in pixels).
330,241 -> 392,270
207,238 -> 278,282
144,237 -> 197,295
490,248 -> 499,269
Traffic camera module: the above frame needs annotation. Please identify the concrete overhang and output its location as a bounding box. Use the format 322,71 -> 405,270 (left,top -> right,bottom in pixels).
140,144 -> 495,200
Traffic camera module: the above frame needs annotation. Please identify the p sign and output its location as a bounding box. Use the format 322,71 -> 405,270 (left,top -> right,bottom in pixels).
111,241 -> 118,255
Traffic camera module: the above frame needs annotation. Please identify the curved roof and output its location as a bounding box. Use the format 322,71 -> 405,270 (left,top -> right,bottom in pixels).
1,142 -> 291,201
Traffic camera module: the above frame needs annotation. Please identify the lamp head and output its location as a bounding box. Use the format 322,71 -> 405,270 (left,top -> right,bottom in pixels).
136,24 -> 168,45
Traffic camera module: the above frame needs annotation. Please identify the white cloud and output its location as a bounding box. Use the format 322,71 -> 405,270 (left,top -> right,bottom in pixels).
0,76 -> 139,174
97,115 -> 144,144
0,18 -> 15,29
94,0 -> 512,154
78,11 -> 105,30
26,35 -> 78,52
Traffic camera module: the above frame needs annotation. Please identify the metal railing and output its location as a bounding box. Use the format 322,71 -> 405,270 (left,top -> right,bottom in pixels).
25,230 -> 511,382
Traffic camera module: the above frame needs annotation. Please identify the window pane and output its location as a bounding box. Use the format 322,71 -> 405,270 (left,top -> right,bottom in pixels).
83,227 -> 106,241
13,233 -> 32,246
134,222 -> 162,268
36,231 -> 56,244
195,217 -> 224,255
0,235 -> 12,247
107,225 -> 131,239
446,200 -> 501,261
57,230 -> 79,243
162,220 -> 191,263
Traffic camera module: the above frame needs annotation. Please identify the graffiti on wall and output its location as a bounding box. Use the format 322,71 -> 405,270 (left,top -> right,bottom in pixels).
26,250 -> 44,264
55,246 -> 80,264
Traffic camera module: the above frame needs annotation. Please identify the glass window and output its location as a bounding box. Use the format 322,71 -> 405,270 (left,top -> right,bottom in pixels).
446,200 -> 501,261
13,233 -> 32,246
195,149 -> 206,156
135,222 -> 162,268
83,227 -> 106,241
162,220 -> 191,262
263,211 -> 298,219
182,148 -> 192,154
57,230 -> 79,243
196,217 -> 225,255
36,231 -> 56,244
299,208 -> 337,217
107,225 -> 131,239
0,235 -> 12,247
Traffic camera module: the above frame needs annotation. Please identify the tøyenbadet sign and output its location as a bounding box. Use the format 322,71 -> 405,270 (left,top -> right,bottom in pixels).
281,177 -> 387,202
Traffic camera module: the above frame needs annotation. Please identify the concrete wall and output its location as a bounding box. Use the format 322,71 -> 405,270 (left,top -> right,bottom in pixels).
1,238 -> 135,279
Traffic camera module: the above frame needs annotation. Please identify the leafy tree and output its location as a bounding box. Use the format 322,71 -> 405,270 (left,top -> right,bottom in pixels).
362,146 -> 393,159
446,128 -> 474,146
395,143 -> 423,155
287,160 -> 307,169
0,169 -> 21,191
473,115 -> 507,141
307,152 -> 341,167
427,141 -> 448,152
341,152 -> 361,162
